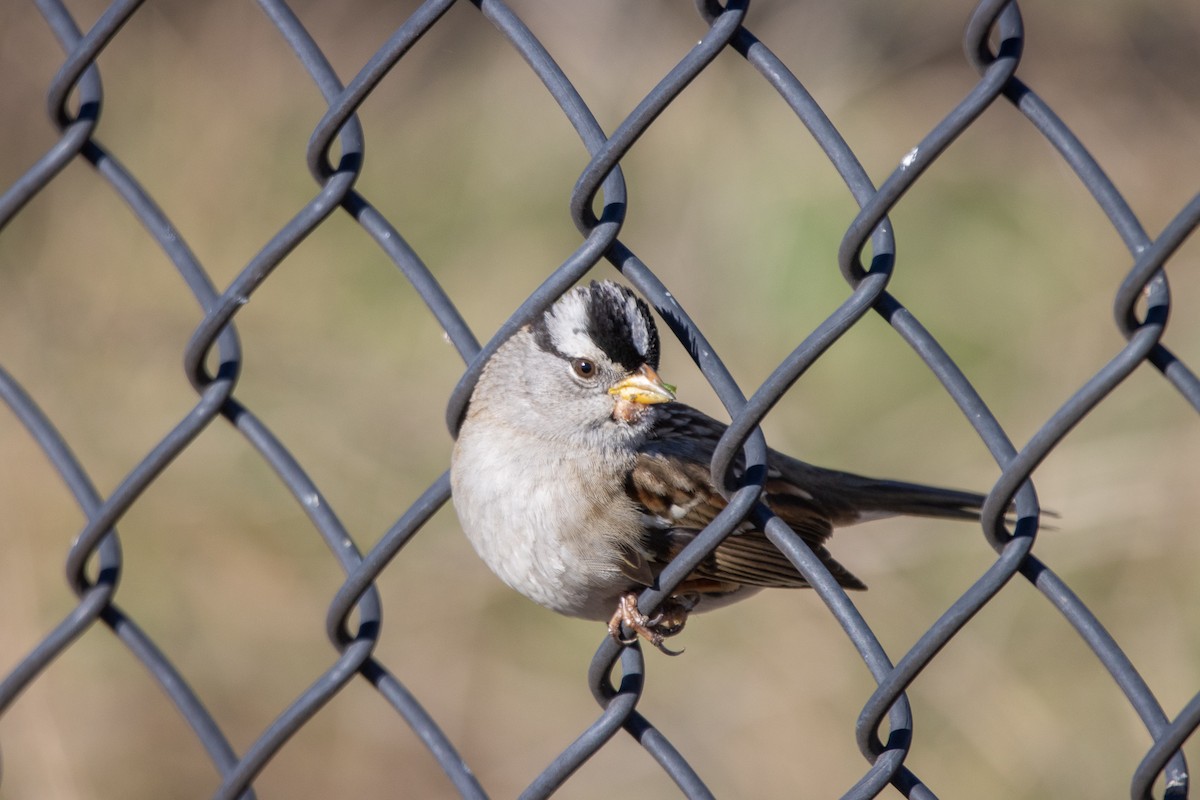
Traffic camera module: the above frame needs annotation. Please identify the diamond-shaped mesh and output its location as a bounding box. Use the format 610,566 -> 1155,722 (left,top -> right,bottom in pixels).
1,1 -> 1198,798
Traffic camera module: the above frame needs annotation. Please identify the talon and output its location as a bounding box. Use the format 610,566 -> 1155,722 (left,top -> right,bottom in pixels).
617,631 -> 639,645
649,635 -> 685,657
606,593 -> 689,656
607,594 -> 646,643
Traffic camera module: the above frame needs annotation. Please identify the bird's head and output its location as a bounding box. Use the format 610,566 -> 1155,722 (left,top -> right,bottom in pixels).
478,280 -> 676,446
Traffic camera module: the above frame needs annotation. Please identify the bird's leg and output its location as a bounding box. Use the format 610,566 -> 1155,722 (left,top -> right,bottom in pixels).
607,593 -> 690,656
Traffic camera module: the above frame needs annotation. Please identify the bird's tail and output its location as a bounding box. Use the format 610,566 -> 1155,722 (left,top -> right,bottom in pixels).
839,476 -> 988,522
774,458 -> 991,525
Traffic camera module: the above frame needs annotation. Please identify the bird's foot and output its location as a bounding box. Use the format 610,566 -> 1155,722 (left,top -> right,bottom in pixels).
607,593 -> 689,656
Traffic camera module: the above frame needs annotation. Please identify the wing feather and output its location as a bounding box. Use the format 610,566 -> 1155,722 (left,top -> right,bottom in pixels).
627,405 -> 868,591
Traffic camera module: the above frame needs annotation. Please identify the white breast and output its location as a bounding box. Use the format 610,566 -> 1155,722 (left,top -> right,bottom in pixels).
450,415 -> 640,621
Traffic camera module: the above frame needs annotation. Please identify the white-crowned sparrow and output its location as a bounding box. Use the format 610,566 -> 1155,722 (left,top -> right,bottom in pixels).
451,280 -> 986,653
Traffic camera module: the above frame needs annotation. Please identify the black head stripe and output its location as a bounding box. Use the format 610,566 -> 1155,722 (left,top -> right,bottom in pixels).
529,313 -> 556,355
528,281 -> 661,371
585,281 -> 660,371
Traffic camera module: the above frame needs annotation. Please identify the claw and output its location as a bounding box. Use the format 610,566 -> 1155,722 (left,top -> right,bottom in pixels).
607,593 -> 687,656
648,635 -> 685,657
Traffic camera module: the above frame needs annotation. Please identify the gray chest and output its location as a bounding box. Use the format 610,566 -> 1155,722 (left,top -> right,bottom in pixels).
450,420 -> 642,620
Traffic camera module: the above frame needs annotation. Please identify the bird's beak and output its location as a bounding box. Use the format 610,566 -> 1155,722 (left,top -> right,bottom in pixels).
608,364 -> 676,405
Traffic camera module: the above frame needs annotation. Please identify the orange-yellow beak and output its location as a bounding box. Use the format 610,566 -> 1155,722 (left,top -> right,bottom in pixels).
608,364 -> 676,406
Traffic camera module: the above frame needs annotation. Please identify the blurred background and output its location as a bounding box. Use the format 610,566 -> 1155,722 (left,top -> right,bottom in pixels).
1,1 -> 1198,797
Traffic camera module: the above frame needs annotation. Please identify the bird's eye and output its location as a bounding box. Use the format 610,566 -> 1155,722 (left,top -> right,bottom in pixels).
571,358 -> 596,379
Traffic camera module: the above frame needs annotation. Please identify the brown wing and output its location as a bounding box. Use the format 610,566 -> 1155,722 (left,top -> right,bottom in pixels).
625,405 -> 867,591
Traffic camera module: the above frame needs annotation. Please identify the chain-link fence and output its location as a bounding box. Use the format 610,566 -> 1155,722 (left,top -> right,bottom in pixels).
2,0 -> 1198,797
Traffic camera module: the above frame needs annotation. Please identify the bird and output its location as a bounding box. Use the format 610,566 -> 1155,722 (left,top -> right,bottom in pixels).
450,280 -> 988,654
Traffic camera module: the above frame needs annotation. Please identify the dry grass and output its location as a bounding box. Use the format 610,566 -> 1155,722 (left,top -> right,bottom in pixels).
1,1 -> 1198,798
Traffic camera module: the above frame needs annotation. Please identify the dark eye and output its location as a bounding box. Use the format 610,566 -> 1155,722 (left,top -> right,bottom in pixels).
571,358 -> 596,379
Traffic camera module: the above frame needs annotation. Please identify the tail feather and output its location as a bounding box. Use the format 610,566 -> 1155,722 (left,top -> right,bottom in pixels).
840,477 -> 987,522
772,456 -> 989,525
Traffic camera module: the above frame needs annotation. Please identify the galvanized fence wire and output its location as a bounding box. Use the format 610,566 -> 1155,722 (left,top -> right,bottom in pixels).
1,0 -> 1198,797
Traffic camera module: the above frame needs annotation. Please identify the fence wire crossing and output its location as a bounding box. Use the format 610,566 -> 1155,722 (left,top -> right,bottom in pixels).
2,1 -> 1199,798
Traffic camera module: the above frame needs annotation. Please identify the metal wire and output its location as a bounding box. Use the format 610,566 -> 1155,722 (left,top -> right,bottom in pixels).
1,1 -> 1197,798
